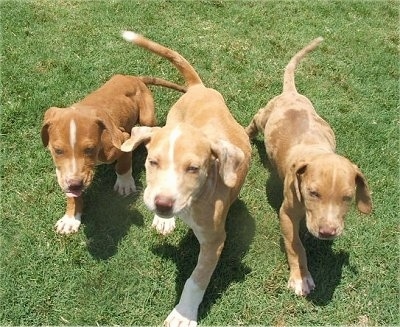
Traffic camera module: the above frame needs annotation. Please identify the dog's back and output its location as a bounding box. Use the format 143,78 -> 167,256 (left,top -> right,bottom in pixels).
247,37 -> 332,177
264,95 -> 336,178
122,31 -> 251,191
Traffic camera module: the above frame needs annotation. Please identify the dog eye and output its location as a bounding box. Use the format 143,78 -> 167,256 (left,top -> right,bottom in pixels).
309,190 -> 320,198
148,159 -> 158,167
343,195 -> 352,202
84,147 -> 95,156
186,166 -> 199,173
54,148 -> 64,156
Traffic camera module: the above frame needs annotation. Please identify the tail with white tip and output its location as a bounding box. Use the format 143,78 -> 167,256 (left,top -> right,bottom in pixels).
122,31 -> 202,87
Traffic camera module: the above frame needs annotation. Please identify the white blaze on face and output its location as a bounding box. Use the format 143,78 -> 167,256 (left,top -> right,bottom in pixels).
163,127 -> 181,193
326,167 -> 338,220
330,167 -> 338,195
69,119 -> 77,175
168,127 -> 181,162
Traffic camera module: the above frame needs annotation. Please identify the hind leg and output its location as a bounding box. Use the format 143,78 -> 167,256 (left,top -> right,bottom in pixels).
138,87 -> 157,127
245,106 -> 272,139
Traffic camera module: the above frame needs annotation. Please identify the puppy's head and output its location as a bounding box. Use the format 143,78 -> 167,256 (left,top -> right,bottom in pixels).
121,124 -> 244,218
292,153 -> 372,240
41,106 -> 125,197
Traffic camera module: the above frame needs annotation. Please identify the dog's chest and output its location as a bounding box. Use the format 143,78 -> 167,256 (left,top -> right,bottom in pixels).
179,209 -> 206,235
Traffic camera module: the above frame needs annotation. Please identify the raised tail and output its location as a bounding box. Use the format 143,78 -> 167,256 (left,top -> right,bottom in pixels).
138,76 -> 187,93
122,31 -> 203,87
283,37 -> 323,94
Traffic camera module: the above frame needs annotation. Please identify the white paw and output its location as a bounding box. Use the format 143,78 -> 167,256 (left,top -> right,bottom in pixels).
164,308 -> 197,327
55,214 -> 82,234
152,215 -> 176,235
114,169 -> 136,196
164,278 -> 203,327
288,275 -> 315,296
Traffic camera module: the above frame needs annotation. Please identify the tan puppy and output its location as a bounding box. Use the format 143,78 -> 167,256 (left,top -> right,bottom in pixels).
121,31 -> 251,326
42,74 -> 186,234
246,38 -> 372,296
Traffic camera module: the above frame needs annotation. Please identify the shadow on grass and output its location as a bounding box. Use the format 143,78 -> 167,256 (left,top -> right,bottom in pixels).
253,138 -> 351,306
82,148 -> 147,260
151,199 -> 255,321
303,233 -> 353,306
253,139 -> 283,212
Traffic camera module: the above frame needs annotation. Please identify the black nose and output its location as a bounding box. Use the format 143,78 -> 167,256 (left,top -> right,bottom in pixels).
154,195 -> 174,216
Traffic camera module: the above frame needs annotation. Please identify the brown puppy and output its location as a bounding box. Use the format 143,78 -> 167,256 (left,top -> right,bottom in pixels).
42,74 -> 186,234
121,31 -> 251,326
246,38 -> 372,296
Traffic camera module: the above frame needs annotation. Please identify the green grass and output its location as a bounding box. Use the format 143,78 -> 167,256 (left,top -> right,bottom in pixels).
1,0 -> 398,325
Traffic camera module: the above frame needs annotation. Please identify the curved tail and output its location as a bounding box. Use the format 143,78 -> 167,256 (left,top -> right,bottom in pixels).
122,31 -> 203,87
283,37 -> 323,94
138,76 -> 187,93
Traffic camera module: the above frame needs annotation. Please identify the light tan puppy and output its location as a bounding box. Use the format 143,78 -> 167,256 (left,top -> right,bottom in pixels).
121,31 -> 251,326
246,38 -> 372,296
42,75 -> 186,234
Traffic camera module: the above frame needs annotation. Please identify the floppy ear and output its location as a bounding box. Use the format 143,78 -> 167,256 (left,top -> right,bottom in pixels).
354,166 -> 372,214
96,113 -> 127,149
41,107 -> 62,147
121,126 -> 158,152
292,160 -> 308,203
211,139 -> 244,188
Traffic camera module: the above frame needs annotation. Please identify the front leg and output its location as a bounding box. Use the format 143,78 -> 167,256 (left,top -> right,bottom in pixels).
164,231 -> 226,327
55,196 -> 83,234
114,151 -> 136,195
279,205 -> 315,296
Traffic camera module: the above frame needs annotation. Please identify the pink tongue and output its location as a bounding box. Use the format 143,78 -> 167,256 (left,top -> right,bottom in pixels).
66,190 -> 82,198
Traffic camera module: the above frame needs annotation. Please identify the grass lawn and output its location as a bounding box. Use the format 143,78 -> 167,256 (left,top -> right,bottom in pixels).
1,0 -> 398,325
